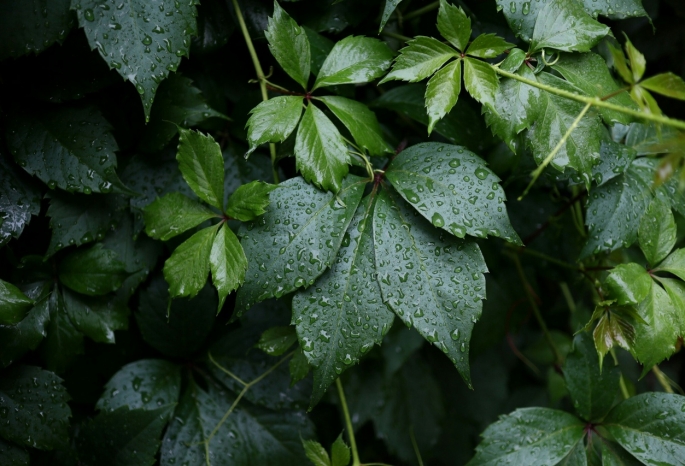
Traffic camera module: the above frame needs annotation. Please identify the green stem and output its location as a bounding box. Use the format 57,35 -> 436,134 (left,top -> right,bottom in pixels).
231,0 -> 279,184
409,427 -> 425,466
509,244 -> 579,271
652,365 -> 675,394
491,65 -> 685,131
336,378 -> 360,466
610,349 -> 631,400
403,1 -> 440,21
380,30 -> 413,42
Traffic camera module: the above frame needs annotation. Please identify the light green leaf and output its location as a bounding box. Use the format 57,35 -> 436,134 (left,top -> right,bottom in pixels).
318,96 -> 393,156
425,59 -> 462,135
62,289 -> 128,344
604,263 -> 652,306
592,306 -> 639,362
256,326 -> 298,356
295,103 -> 349,193
530,0 -> 609,53
386,142 -> 521,243
437,0 -> 471,51
466,34 -> 514,58
313,36 -> 393,90
500,48 -> 527,72
59,244 -> 127,296
608,41 -> 634,84
331,435 -> 351,466
374,188 -> 488,387
176,128 -> 225,210
640,72 -> 685,100
0,279 -> 33,325
379,37 -> 458,84
463,57 -> 498,108
225,181 -> 277,222
246,96 -> 304,157
237,176 -> 365,313
72,0 -> 198,120
163,224 -> 219,299
379,0 -> 403,32
292,195 -> 394,407
624,37 -> 646,83
303,439 -> 331,466
144,192 -> 217,241
466,408 -> 585,466
209,223 -> 247,311
639,198 -> 676,266
265,1 -> 311,90
655,248 -> 685,280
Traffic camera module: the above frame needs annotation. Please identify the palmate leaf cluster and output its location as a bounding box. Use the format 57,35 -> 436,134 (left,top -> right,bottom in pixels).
2,0 -> 685,465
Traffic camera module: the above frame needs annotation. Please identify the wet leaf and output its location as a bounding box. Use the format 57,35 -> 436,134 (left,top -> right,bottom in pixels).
313,36 -> 393,89
638,198 -> 676,266
266,1 -> 311,90
59,244 -> 127,296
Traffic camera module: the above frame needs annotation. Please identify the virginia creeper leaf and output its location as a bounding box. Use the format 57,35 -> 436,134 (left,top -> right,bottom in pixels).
143,192 -> 216,242
654,248 -> 685,280
530,0 -> 609,53
424,59 -> 462,135
176,128 -> 225,210
379,37 -> 458,84
245,96 -> 304,157
62,289 -> 129,344
465,34 -> 514,58
59,244 -> 127,296
303,440 -> 330,466
163,223 -> 219,299
209,223 -> 247,311
436,0 -> 471,52
604,263 -> 652,306
256,326 -> 297,357
0,152 -> 41,246
639,198 -> 676,266
379,0 -> 403,32
265,1 -> 311,90
304,26 -> 334,76
463,57 -> 498,109
0,294 -> 51,367
640,72 -> 685,100
0,279 -> 34,326
225,180 -> 277,222
331,435 -> 351,466
313,36 -> 393,90
624,37 -> 646,83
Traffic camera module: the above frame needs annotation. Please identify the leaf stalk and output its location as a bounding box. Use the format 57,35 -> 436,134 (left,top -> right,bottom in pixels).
336,378 -> 361,466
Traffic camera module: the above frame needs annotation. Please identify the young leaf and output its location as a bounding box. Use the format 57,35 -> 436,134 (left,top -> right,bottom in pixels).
500,48 -> 526,72
604,263 -> 652,306
624,36 -> 646,83
209,223 -> 247,311
72,0 -> 199,120
640,72 -> 685,100
466,408 -> 585,465
592,306 -> 639,361
96,359 -> 181,412
246,96 -> 304,157
295,103 -> 350,193
304,26 -> 334,76
225,181 -> 277,222
236,176 -> 365,314
331,434 -> 351,466
604,393 -> 685,465
0,152 -> 41,246
256,326 -> 298,356
176,128 -> 225,210
608,41 -> 634,84
62,289 -> 129,344
639,198 -> 676,266
0,279 -> 34,325
379,37 -> 458,84
424,59 -> 462,135
530,0 -> 609,53
317,96 -> 393,156
385,142 -> 521,243
144,192 -> 217,241
436,0 -> 471,52
302,439 -> 331,466
313,36 -> 393,90
163,224 -> 219,299
654,248 -> 685,280
373,188 -> 488,387
292,195 -> 394,407
463,57 -> 498,108
465,34 -> 514,58
265,1 -> 311,90
0,365 -> 71,450
59,244 -> 127,296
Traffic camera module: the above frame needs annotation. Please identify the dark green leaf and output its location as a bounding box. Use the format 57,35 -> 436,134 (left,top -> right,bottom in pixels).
0,365 -> 71,450
379,0 -> 403,32
237,176 -> 364,313
223,145 -> 278,207
639,198 -> 676,266
604,263 -> 652,306
463,57 -> 498,109
303,26 -> 334,76
331,434 -> 350,466
0,279 -> 33,325
246,96 -> 304,157
266,1 -> 311,90
209,223 -> 247,311
256,326 -> 298,356
640,72 -> 685,100
0,295 -> 51,367
0,153 -> 41,246
380,37 -> 457,84
6,106 -> 129,194
592,139 -> 637,186
373,188 -> 487,387
386,142 -> 520,243
163,224 -> 219,299
555,437 -> 587,466
176,127 -> 225,210
381,326 -> 424,377
425,59 -> 462,135
466,34 -> 514,58
225,180 -> 277,221
0,437 -> 29,466
59,244 -> 127,296
601,440 -> 643,466
40,288 -> 83,373
303,439 -> 331,466
62,289 -> 128,344
290,347 -> 310,386
655,248 -> 685,280
292,195 -> 394,406
436,0 -> 471,52
530,0 -> 609,53
96,359 -> 181,412
72,0 -> 199,120
313,36 -> 393,89
144,192 -> 216,241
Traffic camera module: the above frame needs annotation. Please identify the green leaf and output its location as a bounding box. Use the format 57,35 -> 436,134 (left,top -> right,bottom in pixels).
318,96 -> 393,156
62,289 -> 128,344
136,274 -> 216,358
40,288 -> 83,373
592,306 -> 639,362
0,365 -> 71,450
6,106 -> 129,194
0,294 -> 51,367
0,152 -> 41,246
564,333 -> 620,422
386,142 -> 520,243
76,405 -> 173,466
303,439 -> 331,466
176,128 -> 225,210
163,224 -> 219,299
639,198 -> 676,266
256,326 -> 298,356
556,438 -> 588,466
382,327 -> 425,377
223,145 -> 279,208
425,59 -> 462,135
655,248 -> 685,280
528,73 -> 604,186
266,1 -> 310,90
373,188 -> 487,387
624,37 -> 646,83
582,161 -> 653,257
436,0 -> 471,52
246,96 -> 304,157
59,244 -> 127,296
379,0 -> 403,32
0,279 -> 33,325
640,72 -> 685,100
466,408 -> 585,465
209,223 -> 247,311
0,0 -> 74,59
601,440 -> 643,466
592,138 -> 637,186
604,393 -> 685,465
304,26 -> 334,76
313,36 -> 393,89
292,195 -> 394,406
0,437 -> 29,465
530,0 -> 609,53
139,74 -> 228,152
500,48 -> 527,72
608,41 -> 634,85
466,34 -> 514,58
290,347 -> 310,386
604,263 -> 652,306
96,359 -> 181,412
463,57 -> 498,108
72,0 -> 198,120
143,192 -> 216,241
552,52 -> 638,126
379,37 -> 458,84
331,434 -> 351,466
295,103 -> 350,193
225,181 -> 277,222
236,176 -> 365,313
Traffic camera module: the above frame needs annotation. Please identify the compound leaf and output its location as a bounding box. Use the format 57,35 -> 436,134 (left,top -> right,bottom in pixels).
266,1 -> 310,90
225,181 -> 277,222
313,36 -> 393,90
380,37 -> 457,84
209,223 -> 247,311
530,0 -> 610,53
176,128 -> 225,210
163,223 -> 219,299
144,192 -> 217,242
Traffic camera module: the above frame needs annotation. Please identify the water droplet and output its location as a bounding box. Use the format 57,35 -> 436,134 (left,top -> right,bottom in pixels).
84,8 -> 95,21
